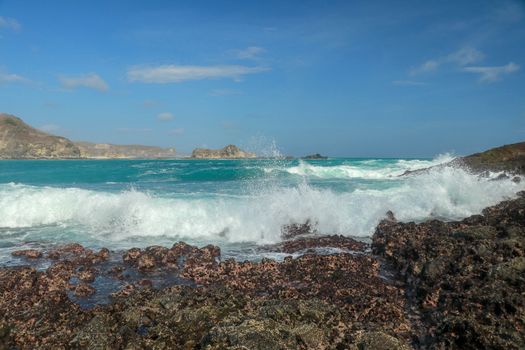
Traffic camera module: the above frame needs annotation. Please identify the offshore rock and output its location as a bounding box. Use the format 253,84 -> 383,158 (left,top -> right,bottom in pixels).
191,144 -> 256,159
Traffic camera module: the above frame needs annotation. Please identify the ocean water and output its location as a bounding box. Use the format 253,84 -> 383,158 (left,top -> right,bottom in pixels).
0,155 -> 523,262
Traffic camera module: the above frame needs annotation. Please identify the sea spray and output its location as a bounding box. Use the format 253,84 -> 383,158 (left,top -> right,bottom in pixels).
0,163 -> 522,251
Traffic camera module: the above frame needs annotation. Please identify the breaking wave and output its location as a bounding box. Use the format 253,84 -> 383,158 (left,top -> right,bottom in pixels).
0,164 -> 522,245
281,153 -> 456,179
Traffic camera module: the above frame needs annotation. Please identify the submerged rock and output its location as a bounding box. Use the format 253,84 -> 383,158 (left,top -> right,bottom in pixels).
11,249 -> 42,259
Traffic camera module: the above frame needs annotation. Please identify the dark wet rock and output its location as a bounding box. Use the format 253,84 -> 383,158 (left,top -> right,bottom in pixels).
373,194 -> 525,349
202,299 -> 348,349
0,237 -> 410,349
281,220 -> 318,239
74,283 -> 96,297
122,243 -> 220,272
11,249 -> 42,259
76,267 -> 97,282
266,234 -> 367,254
302,153 -> 328,159
385,210 -> 397,222
349,331 -> 412,350
123,247 -> 142,265
137,279 -> 153,287
97,247 -> 110,260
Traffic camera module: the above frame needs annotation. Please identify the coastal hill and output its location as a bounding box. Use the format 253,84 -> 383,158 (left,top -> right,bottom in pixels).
76,142 -> 176,159
458,141 -> 525,174
0,113 -> 81,159
0,113 -> 177,159
191,144 -> 256,159
402,141 -> 525,176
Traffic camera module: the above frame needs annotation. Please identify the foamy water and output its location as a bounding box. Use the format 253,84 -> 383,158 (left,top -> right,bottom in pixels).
0,156 -> 522,260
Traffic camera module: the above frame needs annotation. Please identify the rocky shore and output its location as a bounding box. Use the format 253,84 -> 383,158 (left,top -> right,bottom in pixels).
1,192 -> 524,349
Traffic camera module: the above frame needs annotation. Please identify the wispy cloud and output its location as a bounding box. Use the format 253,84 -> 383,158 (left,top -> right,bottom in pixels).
210,88 -> 242,96
234,46 -> 266,60
168,128 -> 184,135
463,62 -> 520,82
115,127 -> 152,133
157,112 -> 174,121
127,64 -> 270,83
0,70 -> 30,84
0,16 -> 21,31
59,73 -> 109,92
410,47 -> 485,75
392,80 -> 427,86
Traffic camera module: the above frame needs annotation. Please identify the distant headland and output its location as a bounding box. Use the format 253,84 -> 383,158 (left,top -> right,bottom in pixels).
0,113 -> 255,160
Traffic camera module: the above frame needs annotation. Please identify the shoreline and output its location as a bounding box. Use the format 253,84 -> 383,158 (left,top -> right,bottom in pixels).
1,192 -> 524,349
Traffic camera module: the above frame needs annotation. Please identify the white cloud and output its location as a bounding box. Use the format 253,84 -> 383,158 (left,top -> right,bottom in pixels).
392,80 -> 427,86
59,73 -> 109,92
410,47 -> 484,75
235,46 -> 266,60
0,16 -> 21,31
127,64 -> 270,83
0,70 -> 30,84
463,62 -> 520,82
157,112 -> 174,121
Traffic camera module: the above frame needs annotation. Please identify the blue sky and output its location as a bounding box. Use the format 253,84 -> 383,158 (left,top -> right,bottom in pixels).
0,0 -> 524,157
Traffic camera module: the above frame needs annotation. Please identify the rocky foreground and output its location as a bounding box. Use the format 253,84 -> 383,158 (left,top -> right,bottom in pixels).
1,193 -> 524,349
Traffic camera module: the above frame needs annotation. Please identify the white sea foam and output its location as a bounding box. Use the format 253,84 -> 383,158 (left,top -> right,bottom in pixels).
0,165 -> 522,245
281,153 -> 456,179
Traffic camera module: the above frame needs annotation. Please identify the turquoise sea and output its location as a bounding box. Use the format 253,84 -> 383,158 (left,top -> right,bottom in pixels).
0,156 -> 523,262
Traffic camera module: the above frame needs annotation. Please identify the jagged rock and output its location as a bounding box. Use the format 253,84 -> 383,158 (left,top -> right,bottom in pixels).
372,193 -> 525,349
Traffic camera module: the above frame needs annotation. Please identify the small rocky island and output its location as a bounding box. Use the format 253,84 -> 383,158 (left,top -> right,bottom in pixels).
191,144 -> 256,159
302,153 -> 328,160
0,113 -> 177,159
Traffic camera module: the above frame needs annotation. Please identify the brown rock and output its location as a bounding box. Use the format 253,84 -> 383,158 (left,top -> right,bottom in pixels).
74,283 -> 96,297
11,249 -> 42,259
